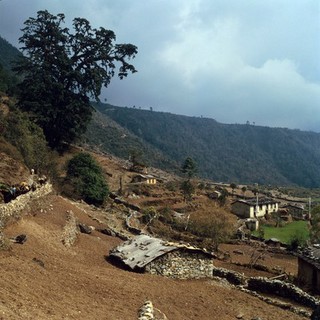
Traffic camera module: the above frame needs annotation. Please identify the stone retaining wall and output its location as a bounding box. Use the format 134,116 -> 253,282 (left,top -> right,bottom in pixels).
212,266 -> 246,286
0,183 -> 53,225
145,250 -> 213,279
247,277 -> 319,309
211,265 -> 318,317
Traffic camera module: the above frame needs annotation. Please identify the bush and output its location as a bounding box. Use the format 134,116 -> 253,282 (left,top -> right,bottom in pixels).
288,231 -> 307,251
65,152 -> 108,206
2,106 -> 53,174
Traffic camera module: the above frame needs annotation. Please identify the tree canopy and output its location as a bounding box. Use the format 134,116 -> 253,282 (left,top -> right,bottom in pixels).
181,157 -> 197,179
65,152 -> 108,206
15,10 -> 137,150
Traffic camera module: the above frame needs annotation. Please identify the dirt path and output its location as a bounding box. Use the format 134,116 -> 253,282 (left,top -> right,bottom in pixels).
0,195 -> 308,320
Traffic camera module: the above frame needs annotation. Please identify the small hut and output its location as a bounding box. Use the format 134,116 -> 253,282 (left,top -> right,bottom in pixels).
109,234 -> 214,279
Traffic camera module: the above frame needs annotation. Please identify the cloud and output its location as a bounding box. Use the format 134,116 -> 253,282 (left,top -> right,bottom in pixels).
0,0 -> 319,132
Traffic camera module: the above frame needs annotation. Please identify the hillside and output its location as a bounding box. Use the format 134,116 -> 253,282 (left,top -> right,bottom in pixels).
0,36 -> 21,93
0,149 -> 311,320
88,103 -> 320,188
0,36 -> 22,71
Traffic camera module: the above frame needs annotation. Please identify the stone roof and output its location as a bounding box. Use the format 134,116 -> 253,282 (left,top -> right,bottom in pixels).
298,246 -> 320,270
109,234 -> 213,270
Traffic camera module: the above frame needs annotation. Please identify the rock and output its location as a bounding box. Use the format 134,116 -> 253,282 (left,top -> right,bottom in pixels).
32,257 -> 45,268
12,234 -> 27,244
99,228 -> 116,237
236,313 -> 244,319
233,249 -> 244,255
78,223 -> 92,234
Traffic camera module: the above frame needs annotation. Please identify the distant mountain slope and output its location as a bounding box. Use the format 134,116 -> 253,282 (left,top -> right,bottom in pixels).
0,36 -> 22,92
90,103 -> 320,188
0,36 -> 22,70
84,107 -> 178,171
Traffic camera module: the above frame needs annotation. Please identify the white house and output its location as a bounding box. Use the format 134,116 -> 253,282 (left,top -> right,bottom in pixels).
231,197 -> 279,218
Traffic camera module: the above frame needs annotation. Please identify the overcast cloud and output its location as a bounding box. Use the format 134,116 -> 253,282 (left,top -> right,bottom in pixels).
0,0 -> 319,132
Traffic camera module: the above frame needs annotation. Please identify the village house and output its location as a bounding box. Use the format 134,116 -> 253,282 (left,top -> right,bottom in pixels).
297,246 -> 320,293
282,203 -> 305,220
231,197 -> 279,219
109,234 -> 214,279
131,174 -> 157,185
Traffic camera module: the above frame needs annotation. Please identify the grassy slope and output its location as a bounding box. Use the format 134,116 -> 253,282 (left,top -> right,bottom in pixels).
259,221 -> 310,244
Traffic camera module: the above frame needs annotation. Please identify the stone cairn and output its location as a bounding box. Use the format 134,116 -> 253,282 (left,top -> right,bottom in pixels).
138,300 -> 168,320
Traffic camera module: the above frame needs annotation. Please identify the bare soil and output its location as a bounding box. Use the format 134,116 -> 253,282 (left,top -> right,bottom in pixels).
0,194 -> 308,320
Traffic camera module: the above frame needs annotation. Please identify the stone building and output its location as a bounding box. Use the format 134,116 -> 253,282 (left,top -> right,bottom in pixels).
231,197 -> 279,218
282,203 -> 305,220
297,246 -> 320,293
109,234 -> 214,279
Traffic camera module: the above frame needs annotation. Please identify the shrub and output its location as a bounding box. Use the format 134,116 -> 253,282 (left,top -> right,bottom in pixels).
2,106 -> 53,174
65,152 -> 108,206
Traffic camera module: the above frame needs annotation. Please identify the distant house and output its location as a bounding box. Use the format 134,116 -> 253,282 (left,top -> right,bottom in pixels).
231,197 -> 279,218
297,246 -> 320,293
207,190 -> 221,200
131,174 -> 157,185
109,234 -> 214,279
282,203 -> 305,220
130,164 -> 148,174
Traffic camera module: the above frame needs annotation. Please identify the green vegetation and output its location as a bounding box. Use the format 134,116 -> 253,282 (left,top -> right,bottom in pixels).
180,180 -> 195,202
310,205 -> 320,243
14,10 -> 137,150
64,152 -> 108,206
92,103 -> 320,188
180,157 -> 197,202
181,157 -> 197,178
254,221 -> 310,244
0,36 -> 22,95
1,104 -> 52,174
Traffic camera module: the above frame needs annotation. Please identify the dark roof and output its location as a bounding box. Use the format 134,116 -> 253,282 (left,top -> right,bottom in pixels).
232,197 -> 279,207
298,246 -> 320,270
283,203 -> 305,210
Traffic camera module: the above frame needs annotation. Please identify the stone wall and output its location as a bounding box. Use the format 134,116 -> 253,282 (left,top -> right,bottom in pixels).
0,183 -> 53,225
138,300 -> 168,320
247,277 -> 319,309
61,210 -> 79,247
145,249 -> 213,279
212,266 -> 246,286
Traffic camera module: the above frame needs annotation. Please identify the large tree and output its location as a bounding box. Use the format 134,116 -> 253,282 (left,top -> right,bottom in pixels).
15,10 -> 137,150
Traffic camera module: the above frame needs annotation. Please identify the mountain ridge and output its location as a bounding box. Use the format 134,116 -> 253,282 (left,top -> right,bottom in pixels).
87,103 -> 320,188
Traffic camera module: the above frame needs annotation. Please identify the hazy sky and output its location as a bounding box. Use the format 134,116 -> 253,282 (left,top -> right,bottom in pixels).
0,0 -> 319,132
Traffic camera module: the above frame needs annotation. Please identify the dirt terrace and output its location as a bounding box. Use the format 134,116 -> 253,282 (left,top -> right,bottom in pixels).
0,194 -> 308,320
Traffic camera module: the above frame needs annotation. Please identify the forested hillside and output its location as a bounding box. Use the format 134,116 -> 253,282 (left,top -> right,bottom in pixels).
0,36 -> 21,93
89,103 -> 320,188
0,36 -> 22,70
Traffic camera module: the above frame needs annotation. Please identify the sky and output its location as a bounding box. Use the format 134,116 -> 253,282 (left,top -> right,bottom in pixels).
0,0 -> 319,132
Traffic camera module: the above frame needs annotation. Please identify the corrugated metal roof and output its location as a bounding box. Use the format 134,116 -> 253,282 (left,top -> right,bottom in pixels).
109,234 -> 212,269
